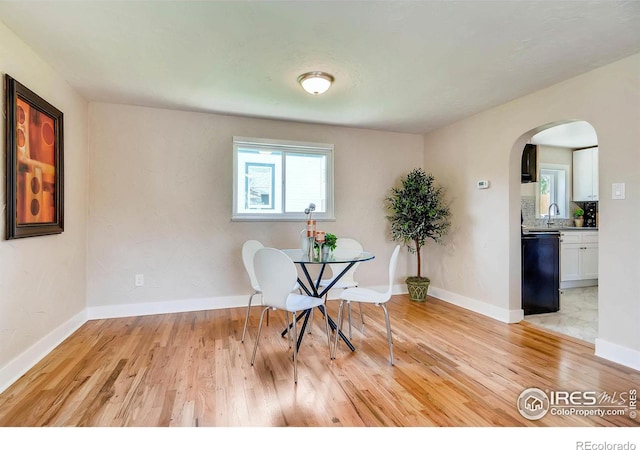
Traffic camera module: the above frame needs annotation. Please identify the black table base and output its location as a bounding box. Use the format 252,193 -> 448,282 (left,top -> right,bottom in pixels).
281,260 -> 357,352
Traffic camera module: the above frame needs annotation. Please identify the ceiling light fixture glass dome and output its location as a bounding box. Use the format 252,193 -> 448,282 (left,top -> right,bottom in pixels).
297,71 -> 334,95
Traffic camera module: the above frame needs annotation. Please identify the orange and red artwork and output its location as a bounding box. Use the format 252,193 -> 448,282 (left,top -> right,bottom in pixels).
5,75 -> 64,239
15,97 -> 57,224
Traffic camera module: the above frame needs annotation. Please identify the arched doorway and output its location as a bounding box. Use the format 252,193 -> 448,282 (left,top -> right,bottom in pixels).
515,120 -> 599,343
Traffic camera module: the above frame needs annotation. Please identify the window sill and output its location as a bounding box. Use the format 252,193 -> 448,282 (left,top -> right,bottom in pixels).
231,215 -> 336,222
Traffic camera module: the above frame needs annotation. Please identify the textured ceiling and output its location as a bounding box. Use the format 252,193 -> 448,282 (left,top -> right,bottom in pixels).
1,1 -> 639,134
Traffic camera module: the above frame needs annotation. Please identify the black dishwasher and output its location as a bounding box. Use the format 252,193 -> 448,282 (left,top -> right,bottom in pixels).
521,232 -> 560,315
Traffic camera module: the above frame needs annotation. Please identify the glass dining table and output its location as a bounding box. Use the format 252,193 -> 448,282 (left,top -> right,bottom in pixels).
280,248 -> 375,353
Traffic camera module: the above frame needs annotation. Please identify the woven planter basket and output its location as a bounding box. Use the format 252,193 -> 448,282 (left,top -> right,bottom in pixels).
406,277 -> 430,302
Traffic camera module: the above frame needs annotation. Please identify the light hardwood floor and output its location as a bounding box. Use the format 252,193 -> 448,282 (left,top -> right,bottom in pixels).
0,295 -> 638,427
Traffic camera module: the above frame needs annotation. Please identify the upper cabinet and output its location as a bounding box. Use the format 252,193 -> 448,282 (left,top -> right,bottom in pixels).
573,147 -> 599,201
521,144 -> 537,183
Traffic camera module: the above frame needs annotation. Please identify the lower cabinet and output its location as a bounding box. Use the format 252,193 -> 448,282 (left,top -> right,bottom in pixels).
560,231 -> 598,286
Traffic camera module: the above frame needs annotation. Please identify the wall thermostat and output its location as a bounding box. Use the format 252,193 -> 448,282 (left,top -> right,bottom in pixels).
477,180 -> 490,189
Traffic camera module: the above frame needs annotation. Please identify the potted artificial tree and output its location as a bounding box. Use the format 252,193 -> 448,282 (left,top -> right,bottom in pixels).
385,168 -> 451,302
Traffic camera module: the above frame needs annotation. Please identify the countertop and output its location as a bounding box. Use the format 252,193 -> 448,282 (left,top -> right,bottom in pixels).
522,226 -> 598,234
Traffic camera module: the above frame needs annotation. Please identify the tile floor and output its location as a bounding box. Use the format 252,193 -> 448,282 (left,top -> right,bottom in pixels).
524,286 -> 598,343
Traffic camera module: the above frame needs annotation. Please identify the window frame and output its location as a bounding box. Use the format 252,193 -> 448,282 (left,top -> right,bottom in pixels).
232,136 -> 335,221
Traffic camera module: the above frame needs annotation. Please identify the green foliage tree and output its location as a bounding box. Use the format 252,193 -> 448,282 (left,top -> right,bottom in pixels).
385,168 -> 451,279
540,175 -> 549,195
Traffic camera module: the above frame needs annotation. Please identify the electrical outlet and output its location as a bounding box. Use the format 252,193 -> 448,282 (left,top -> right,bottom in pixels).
135,274 -> 144,287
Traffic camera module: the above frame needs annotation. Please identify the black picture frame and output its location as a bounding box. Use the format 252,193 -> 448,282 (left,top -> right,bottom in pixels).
5,74 -> 64,239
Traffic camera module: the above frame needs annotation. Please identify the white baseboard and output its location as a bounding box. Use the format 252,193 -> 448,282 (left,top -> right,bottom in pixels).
595,338 -> 640,371
0,309 -> 87,394
427,285 -> 524,324
85,286 -> 409,320
86,295 -> 249,320
561,279 -> 598,290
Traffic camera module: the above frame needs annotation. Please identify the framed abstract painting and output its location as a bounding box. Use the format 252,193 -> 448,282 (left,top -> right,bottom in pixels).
5,75 -> 64,239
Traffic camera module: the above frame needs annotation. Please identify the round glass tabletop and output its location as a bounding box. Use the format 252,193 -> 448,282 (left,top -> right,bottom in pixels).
281,248 -> 375,264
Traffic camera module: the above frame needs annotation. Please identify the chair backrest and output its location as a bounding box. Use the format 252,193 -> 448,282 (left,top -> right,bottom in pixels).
253,248 -> 299,310
384,245 -> 402,297
242,240 -> 264,292
330,238 -> 364,284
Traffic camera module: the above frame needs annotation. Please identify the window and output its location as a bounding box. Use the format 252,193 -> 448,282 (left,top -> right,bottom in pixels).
537,164 -> 568,218
233,136 -> 334,221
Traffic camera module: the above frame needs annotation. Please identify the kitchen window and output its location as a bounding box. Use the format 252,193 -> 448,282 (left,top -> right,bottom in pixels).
232,136 -> 334,221
537,164 -> 568,218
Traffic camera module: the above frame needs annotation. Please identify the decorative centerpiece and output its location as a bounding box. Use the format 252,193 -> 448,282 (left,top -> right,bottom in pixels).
315,232 -> 337,260
386,168 -> 451,302
303,203 -> 316,260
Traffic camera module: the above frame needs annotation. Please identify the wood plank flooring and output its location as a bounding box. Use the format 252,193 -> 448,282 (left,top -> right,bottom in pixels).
0,295 -> 638,427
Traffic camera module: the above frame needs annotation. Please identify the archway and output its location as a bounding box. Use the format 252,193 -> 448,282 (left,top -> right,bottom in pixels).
511,120 -> 599,343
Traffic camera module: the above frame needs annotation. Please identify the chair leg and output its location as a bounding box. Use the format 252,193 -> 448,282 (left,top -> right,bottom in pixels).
291,310 -> 299,384
323,305 -> 331,357
241,291 -> 258,343
285,311 -> 293,348
321,294 -> 329,338
331,300 -> 346,359
347,302 -> 352,339
379,304 -> 394,366
251,306 -> 270,366
307,308 -> 314,334
358,302 -> 365,330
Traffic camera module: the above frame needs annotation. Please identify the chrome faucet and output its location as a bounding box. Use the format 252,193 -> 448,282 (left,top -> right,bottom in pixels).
547,203 -> 559,227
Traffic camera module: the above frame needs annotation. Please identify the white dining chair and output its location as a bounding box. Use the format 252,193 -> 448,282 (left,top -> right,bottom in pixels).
331,245 -> 401,365
251,247 -> 331,383
318,237 -> 365,338
241,240 -> 302,343
241,240 -> 265,343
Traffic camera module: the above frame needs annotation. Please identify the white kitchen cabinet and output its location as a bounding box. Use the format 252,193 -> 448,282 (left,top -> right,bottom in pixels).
573,147 -> 599,201
581,245 -> 599,279
561,243 -> 582,281
560,231 -> 598,286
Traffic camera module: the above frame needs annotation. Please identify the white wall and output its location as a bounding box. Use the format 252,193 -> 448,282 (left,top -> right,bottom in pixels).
539,145 -> 573,167
0,21 -> 88,388
422,53 -> 640,368
87,103 -> 423,315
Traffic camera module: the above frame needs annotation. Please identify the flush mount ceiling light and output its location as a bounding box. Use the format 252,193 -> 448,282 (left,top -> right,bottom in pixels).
297,71 -> 334,95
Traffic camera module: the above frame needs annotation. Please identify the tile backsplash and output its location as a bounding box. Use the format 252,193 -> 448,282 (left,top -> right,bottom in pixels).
521,195 -> 598,228
521,195 -> 536,226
